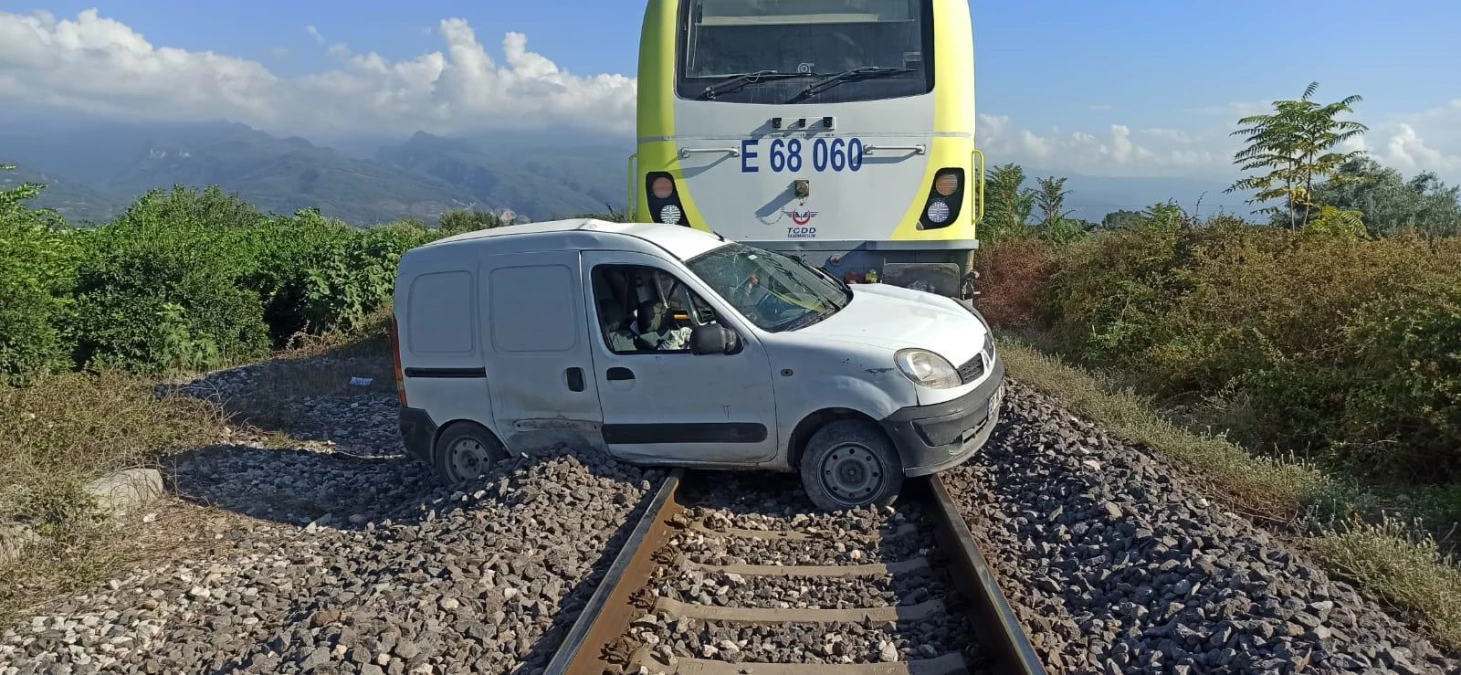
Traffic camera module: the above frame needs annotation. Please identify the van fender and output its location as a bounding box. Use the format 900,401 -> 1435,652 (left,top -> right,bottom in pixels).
776,373 -> 912,470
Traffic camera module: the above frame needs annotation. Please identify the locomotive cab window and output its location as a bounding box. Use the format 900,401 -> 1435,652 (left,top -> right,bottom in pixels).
678,0 -> 934,103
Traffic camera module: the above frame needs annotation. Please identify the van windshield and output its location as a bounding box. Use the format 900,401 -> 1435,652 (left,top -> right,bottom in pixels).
684,243 -> 852,332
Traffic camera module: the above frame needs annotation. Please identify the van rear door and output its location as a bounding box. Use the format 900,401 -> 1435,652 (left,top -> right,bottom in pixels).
479,251 -> 604,454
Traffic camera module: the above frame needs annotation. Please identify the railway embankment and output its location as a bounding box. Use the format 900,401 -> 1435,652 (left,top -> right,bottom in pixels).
2,338 -> 1457,673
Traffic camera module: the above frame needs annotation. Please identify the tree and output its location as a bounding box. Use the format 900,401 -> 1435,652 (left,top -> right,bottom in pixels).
438,209 -> 510,236
1226,81 -> 1368,230
1310,157 -> 1461,237
982,163 -> 1034,242
1033,176 -> 1074,229
1101,209 -> 1145,231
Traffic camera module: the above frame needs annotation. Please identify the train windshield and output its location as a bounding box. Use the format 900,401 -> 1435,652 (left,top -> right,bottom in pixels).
678,0 -> 934,104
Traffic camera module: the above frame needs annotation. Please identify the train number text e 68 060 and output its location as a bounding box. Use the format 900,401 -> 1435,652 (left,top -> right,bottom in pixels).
740,138 -> 865,174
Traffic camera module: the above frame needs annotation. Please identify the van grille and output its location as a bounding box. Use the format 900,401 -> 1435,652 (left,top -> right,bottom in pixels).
957,355 -> 986,384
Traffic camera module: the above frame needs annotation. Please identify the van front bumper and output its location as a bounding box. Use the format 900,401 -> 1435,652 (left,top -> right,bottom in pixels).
879,354 -> 1005,477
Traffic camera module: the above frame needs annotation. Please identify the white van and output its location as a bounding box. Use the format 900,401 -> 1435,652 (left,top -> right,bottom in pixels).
391,219 -> 1004,511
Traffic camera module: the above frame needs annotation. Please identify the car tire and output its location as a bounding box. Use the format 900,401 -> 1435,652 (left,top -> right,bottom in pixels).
433,422 -> 508,485
799,419 -> 904,511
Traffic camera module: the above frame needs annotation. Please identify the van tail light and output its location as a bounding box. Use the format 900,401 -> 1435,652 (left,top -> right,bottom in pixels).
918,168 -> 966,230
390,315 -> 407,407
645,171 -> 691,227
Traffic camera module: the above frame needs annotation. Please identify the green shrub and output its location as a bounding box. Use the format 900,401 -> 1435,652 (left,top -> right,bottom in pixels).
1024,220 -> 1461,482
973,238 -> 1058,330
1340,281 -> 1461,478
70,187 -> 271,372
243,212 -> 433,344
0,177 -> 80,385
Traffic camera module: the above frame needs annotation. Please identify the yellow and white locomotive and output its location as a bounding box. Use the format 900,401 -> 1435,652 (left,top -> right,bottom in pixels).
632,0 -> 985,297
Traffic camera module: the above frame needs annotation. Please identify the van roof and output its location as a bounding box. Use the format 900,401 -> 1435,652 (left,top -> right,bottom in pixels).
420,218 -> 730,261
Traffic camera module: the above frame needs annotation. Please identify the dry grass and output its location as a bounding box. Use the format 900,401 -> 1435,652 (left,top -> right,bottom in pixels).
1309,518 -> 1461,648
997,337 -> 1327,521
0,310 -> 396,622
998,334 -> 1461,651
0,370 -> 227,621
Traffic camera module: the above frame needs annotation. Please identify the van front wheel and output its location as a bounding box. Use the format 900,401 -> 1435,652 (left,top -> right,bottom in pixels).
433,422 -> 508,485
799,420 -> 903,511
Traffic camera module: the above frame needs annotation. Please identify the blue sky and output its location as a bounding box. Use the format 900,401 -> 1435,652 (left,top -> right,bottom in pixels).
4,1 -> 1460,180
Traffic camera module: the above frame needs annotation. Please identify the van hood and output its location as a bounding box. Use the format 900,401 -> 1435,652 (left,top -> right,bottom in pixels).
792,284 -> 985,366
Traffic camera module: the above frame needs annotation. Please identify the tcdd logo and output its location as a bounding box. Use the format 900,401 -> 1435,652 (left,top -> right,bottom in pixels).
787,226 -> 817,239
782,207 -> 818,226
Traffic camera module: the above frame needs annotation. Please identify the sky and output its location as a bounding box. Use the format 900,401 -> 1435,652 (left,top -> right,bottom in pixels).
2,1 -> 1461,181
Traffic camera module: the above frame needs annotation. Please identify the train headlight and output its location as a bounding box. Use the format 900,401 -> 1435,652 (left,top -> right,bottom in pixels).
918,168 -> 966,230
935,172 -> 960,197
926,200 -> 951,224
645,171 -> 691,228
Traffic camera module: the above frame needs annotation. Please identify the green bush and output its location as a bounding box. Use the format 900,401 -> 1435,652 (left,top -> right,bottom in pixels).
242,211 -> 433,345
0,177 -> 80,385
1340,281 -> 1461,477
1023,219 -> 1461,482
70,187 -> 271,372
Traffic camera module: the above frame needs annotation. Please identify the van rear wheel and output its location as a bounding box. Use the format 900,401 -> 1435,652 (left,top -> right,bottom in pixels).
433,423 -> 508,485
799,420 -> 903,511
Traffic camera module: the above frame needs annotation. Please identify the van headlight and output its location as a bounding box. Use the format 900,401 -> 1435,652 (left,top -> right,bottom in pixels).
894,349 -> 961,389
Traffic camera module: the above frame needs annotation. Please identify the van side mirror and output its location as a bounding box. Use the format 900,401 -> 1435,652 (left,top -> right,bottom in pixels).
690,324 -> 741,355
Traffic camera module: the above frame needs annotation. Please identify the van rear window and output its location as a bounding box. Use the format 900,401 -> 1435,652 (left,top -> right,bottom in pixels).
408,271 -> 474,354
490,265 -> 579,353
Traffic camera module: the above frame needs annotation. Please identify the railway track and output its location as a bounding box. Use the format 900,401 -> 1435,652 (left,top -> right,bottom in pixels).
545,470 -> 1044,675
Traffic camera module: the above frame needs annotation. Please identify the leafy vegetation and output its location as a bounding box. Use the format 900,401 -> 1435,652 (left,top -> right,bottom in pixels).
1226,81 -> 1368,229
0,181 -> 455,384
975,85 -> 1461,649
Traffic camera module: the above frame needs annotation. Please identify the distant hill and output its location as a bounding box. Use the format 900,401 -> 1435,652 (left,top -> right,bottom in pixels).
0,165 -> 128,225
375,131 -> 630,220
0,119 -> 633,225
0,115 -> 1254,227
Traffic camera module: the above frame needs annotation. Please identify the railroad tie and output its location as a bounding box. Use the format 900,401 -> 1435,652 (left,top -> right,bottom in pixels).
633,652 -> 970,675
653,596 -> 948,624
677,554 -> 932,578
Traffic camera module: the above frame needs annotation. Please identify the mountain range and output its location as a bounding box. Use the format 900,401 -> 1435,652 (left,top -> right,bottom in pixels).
0,117 -> 1253,226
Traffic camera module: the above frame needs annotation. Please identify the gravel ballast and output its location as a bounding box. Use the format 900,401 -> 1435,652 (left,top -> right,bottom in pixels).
0,363 -> 663,674
654,566 -> 956,610
947,380 -> 1459,674
629,614 -> 977,664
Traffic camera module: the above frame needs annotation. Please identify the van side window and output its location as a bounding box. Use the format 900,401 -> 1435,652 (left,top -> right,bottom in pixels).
490,264 -> 579,353
591,264 -> 717,354
408,271 -> 474,354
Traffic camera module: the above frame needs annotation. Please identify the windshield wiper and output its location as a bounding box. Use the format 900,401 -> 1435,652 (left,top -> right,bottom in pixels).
790,66 -> 915,102
700,70 -> 811,100
780,305 -> 839,332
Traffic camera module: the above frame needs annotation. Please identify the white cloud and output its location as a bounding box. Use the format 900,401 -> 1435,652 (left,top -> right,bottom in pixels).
978,115 -> 1215,176
2,9 -> 1458,182
0,9 -> 637,136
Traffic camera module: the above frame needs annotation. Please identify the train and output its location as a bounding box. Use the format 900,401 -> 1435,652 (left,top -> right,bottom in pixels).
631,0 -> 985,298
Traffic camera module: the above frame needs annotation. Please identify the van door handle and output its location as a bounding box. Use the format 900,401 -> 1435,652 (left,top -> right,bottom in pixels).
606,367 -> 635,381
566,367 -> 585,392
